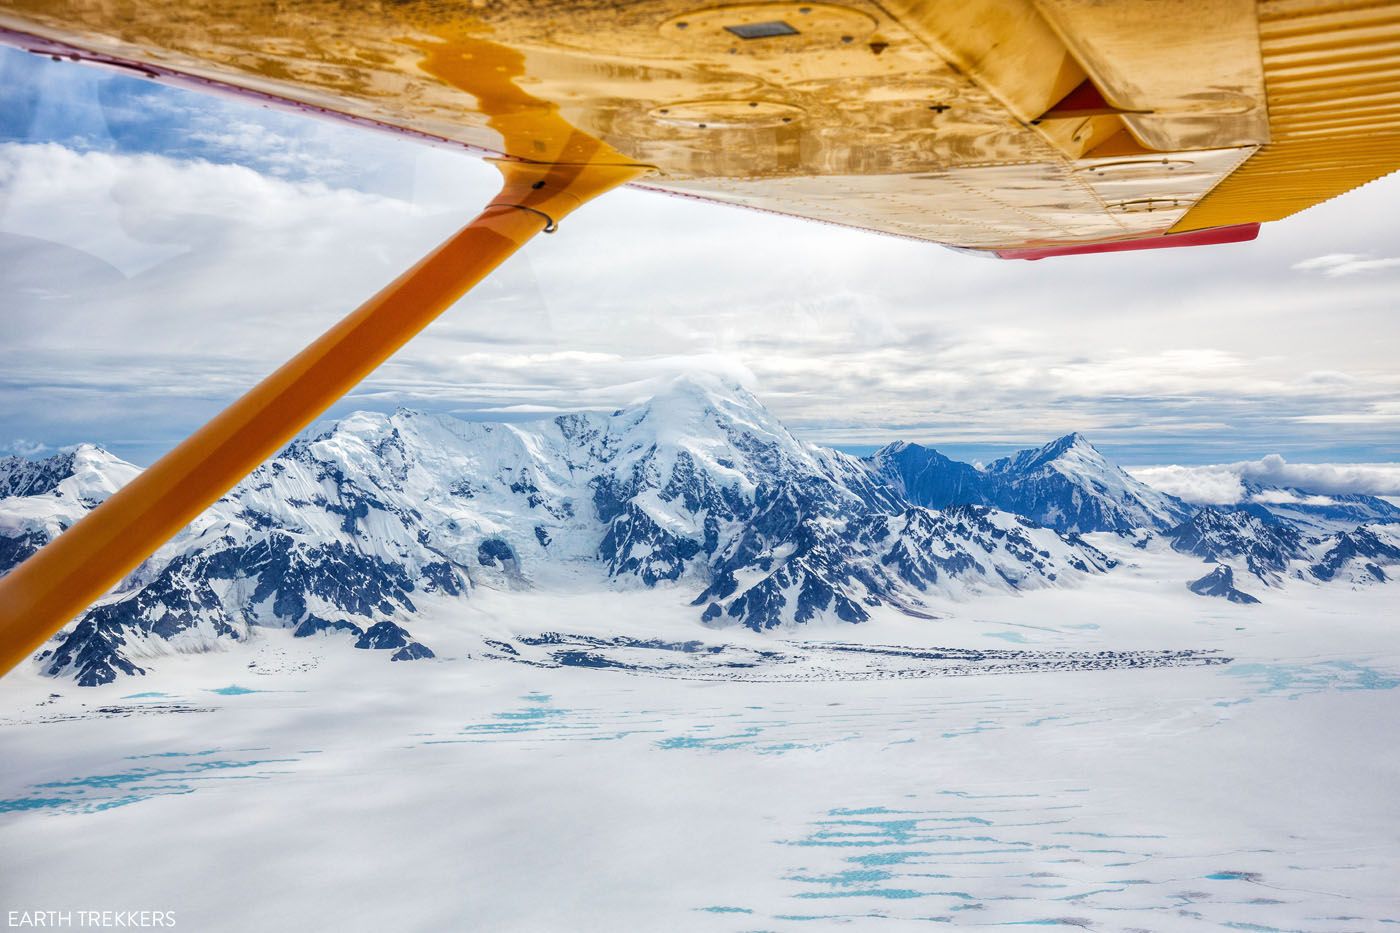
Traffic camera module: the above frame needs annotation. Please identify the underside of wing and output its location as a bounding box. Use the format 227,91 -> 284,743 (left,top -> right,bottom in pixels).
2,0 -> 1397,255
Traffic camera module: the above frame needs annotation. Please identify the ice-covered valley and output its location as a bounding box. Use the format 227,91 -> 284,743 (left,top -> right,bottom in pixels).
1,533 -> 1397,932
2,375 -> 1398,931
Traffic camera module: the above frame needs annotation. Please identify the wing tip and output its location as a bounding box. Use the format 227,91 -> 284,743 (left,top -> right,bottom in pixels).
992,223 -> 1261,261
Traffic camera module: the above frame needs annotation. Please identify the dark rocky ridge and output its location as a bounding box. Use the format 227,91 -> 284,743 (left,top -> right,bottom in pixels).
1187,565 -> 1261,604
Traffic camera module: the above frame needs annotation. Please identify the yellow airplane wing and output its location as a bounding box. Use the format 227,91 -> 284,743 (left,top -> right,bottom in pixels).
2,0 -> 1399,677
3,0 -> 1398,257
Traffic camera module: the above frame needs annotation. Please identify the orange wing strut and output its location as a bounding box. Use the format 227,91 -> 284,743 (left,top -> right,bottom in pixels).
0,156 -> 650,679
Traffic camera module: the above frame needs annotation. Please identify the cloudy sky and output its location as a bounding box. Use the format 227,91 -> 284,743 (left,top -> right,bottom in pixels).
2,47 -> 1398,486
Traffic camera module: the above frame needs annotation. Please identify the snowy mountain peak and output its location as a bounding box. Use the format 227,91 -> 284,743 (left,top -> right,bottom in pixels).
617,373 -> 779,447
873,433 -> 1189,534
640,370 -> 757,405
1044,430 -> 1093,453
987,432 -> 1102,476
871,440 -> 952,463
865,443 -> 988,512
871,441 -> 901,462
991,434 -> 1189,533
0,443 -> 131,500
1,445 -> 145,611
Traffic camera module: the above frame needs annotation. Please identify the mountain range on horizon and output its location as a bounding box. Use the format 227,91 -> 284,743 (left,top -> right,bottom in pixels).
867,434 -> 1193,534
2,374 -> 1398,687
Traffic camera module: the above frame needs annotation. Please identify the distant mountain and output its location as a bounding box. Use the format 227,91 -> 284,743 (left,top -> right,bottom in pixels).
1187,565 -> 1260,604
1238,481 -> 1400,535
1309,525 -> 1400,584
981,433 -> 1193,534
0,444 -> 140,575
0,450 -> 81,499
1164,505 -> 1400,587
866,442 -> 991,509
867,433 -> 1191,534
1165,506 -> 1310,583
3,376 -> 1114,685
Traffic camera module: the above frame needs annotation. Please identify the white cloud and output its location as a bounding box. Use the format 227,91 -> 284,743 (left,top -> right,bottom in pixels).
1293,253 -> 1400,277
1248,489 -> 1336,506
3,69 -> 1400,466
1294,400 -> 1400,425
1,438 -> 51,457
1131,455 -> 1400,504
1237,454 -> 1400,496
1127,465 -> 1245,505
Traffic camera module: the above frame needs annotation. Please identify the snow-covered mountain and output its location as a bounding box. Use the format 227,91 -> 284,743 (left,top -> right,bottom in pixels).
1236,480 -> 1400,535
865,442 -> 990,509
867,433 -> 1191,534
1164,505 -> 1400,589
981,433 -> 1193,533
1165,506 -> 1310,584
1309,525 -> 1400,585
0,444 -> 140,574
2,376 -> 1115,685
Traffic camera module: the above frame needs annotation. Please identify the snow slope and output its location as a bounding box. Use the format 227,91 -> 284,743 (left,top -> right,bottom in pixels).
0,542 -> 1396,932
3,376 -> 1113,685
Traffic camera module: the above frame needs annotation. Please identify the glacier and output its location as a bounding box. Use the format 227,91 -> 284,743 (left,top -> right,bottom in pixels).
1,377 -> 1398,932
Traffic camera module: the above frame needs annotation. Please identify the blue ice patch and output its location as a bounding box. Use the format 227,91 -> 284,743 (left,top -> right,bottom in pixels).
1224,661 -> 1400,698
